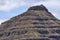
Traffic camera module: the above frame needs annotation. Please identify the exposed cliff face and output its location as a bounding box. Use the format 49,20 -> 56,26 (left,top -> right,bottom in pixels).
0,4 -> 60,40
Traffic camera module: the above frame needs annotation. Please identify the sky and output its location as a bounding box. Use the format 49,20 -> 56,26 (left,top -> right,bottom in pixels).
0,0 -> 60,24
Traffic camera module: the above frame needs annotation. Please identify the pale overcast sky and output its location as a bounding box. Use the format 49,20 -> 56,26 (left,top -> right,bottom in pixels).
0,0 -> 60,24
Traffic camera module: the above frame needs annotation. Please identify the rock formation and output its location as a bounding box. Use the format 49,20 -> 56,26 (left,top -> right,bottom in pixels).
0,4 -> 60,40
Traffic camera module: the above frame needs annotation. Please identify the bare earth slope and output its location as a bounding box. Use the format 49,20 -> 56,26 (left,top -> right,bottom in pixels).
0,4 -> 60,40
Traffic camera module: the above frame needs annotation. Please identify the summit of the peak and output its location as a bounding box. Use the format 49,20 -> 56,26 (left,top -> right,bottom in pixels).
28,4 -> 48,11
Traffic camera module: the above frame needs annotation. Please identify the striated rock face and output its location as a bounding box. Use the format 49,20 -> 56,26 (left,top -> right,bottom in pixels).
0,4 -> 60,40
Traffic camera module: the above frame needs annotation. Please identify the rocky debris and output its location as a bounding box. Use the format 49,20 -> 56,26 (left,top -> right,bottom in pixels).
0,4 -> 60,40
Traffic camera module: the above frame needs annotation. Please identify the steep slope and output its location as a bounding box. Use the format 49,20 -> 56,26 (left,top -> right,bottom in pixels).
0,4 -> 60,40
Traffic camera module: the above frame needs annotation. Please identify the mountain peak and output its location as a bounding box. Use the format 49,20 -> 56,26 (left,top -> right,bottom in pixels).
0,4 -> 60,40
28,4 -> 48,12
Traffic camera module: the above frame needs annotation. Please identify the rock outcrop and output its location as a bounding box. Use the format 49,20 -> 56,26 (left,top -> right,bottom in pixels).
0,4 -> 60,40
